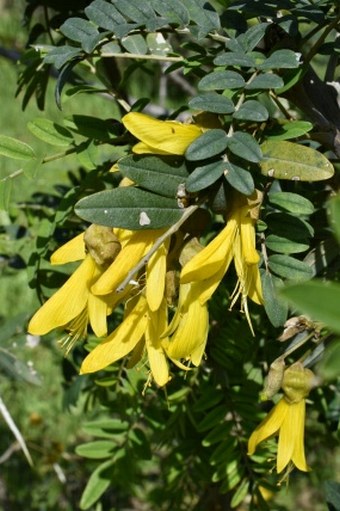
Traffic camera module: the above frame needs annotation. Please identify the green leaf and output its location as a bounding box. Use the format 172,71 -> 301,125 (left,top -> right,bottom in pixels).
329,194 -> 340,243
186,161 -> 225,192
325,481 -> 340,511
83,419 -> 129,437
214,51 -> 257,67
318,341 -> 340,381
280,280 -> 340,333
266,212 -> 313,241
181,0 -> 220,38
198,70 -> 245,91
245,72 -> 284,90
60,18 -> 100,53
27,118 -> 74,147
118,155 -> 188,197
268,192 -> 314,215
0,179 -> 12,211
196,405 -> 227,432
113,0 -> 160,31
189,92 -> 235,114
121,34 -> 148,54
80,459 -> 114,509
64,115 -> 119,140
223,162 -> 254,195
76,440 -> 117,459
243,22 -> 269,52
146,32 -> 172,55
259,49 -> 301,70
186,129 -> 228,161
44,45 -> 82,69
261,270 -> 288,327
149,0 -> 190,26
0,136 -> 36,160
233,100 -> 268,122
231,479 -> 250,508
266,120 -> 313,140
227,132 -> 262,163
265,234 -> 309,254
268,254 -> 314,281
85,0 -> 126,30
75,187 -> 183,229
260,140 -> 334,181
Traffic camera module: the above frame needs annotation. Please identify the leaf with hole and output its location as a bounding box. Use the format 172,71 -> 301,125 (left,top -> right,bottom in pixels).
75,187 -> 183,229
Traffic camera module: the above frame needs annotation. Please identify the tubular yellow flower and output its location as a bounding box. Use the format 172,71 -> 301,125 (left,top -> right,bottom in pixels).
80,295 -> 170,387
248,363 -> 315,473
180,192 -> 263,325
162,282 -> 209,368
28,233 -> 112,347
122,112 -> 203,155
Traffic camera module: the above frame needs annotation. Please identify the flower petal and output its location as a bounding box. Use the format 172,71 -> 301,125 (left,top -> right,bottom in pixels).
92,230 -> 162,295
145,302 -> 169,386
51,233 -> 86,264
146,240 -> 168,311
181,219 -> 237,283
278,399 -> 308,473
88,293 -> 108,337
28,255 -> 95,335
80,296 -> 148,374
239,217 -> 260,265
248,398 -> 288,456
122,112 -> 202,155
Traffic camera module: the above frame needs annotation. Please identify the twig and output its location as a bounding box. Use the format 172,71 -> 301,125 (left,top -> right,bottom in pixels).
0,395 -> 33,466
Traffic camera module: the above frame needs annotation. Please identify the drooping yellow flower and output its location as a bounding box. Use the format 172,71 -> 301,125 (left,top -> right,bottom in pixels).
80,295 -> 170,387
122,112 -> 203,155
248,363 -> 315,473
162,281 -> 209,368
28,227 -> 120,349
180,191 -> 263,330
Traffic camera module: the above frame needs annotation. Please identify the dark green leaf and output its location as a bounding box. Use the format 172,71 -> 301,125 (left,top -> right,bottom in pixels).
261,270 -> 288,327
186,161 -> 226,192
85,0 -> 126,29
227,132 -> 262,163
260,140 -> 334,181
118,155 -> 188,197
198,70 -> 245,91
114,0 -> 158,30
259,49 -> 301,70
231,479 -> 250,508
186,129 -> 228,161
60,18 -> 100,53
280,281 -> 340,333
214,51 -> 257,67
223,162 -> 254,195
268,254 -> 314,281
64,115 -> 118,140
319,342 -> 340,381
181,0 -> 220,38
196,405 -> 227,432
268,192 -> 314,215
27,118 -> 74,147
44,45 -> 82,69
189,92 -> 235,114
233,100 -> 268,122
266,212 -> 313,241
329,194 -> 340,243
121,34 -> 148,54
75,187 -> 183,229
149,0 -> 190,26
325,481 -> 340,511
243,22 -> 269,51
265,234 -> 309,254
245,72 -> 284,90
0,136 -> 36,160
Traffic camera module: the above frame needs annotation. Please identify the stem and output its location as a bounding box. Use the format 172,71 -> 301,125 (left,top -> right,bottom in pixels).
116,204 -> 199,292
100,51 -> 183,63
304,14 -> 340,65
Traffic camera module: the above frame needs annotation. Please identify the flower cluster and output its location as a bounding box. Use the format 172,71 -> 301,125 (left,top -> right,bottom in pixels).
28,113 -> 263,386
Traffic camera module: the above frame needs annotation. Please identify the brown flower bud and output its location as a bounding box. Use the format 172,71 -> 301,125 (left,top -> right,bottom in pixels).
84,224 -> 121,268
260,358 -> 285,401
282,362 -> 315,404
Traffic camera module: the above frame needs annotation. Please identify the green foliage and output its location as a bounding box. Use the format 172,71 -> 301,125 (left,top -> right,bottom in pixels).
1,0 -> 340,510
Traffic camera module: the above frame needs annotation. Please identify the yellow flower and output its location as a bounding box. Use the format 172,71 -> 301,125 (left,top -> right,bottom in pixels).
80,295 -> 170,387
162,282 -> 209,368
180,192 -> 263,331
28,230 -> 116,350
121,112 -> 203,155
248,363 -> 315,473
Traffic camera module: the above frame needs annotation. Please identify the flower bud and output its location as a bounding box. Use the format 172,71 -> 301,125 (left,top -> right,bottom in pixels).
260,358 -> 285,401
84,224 -> 121,268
